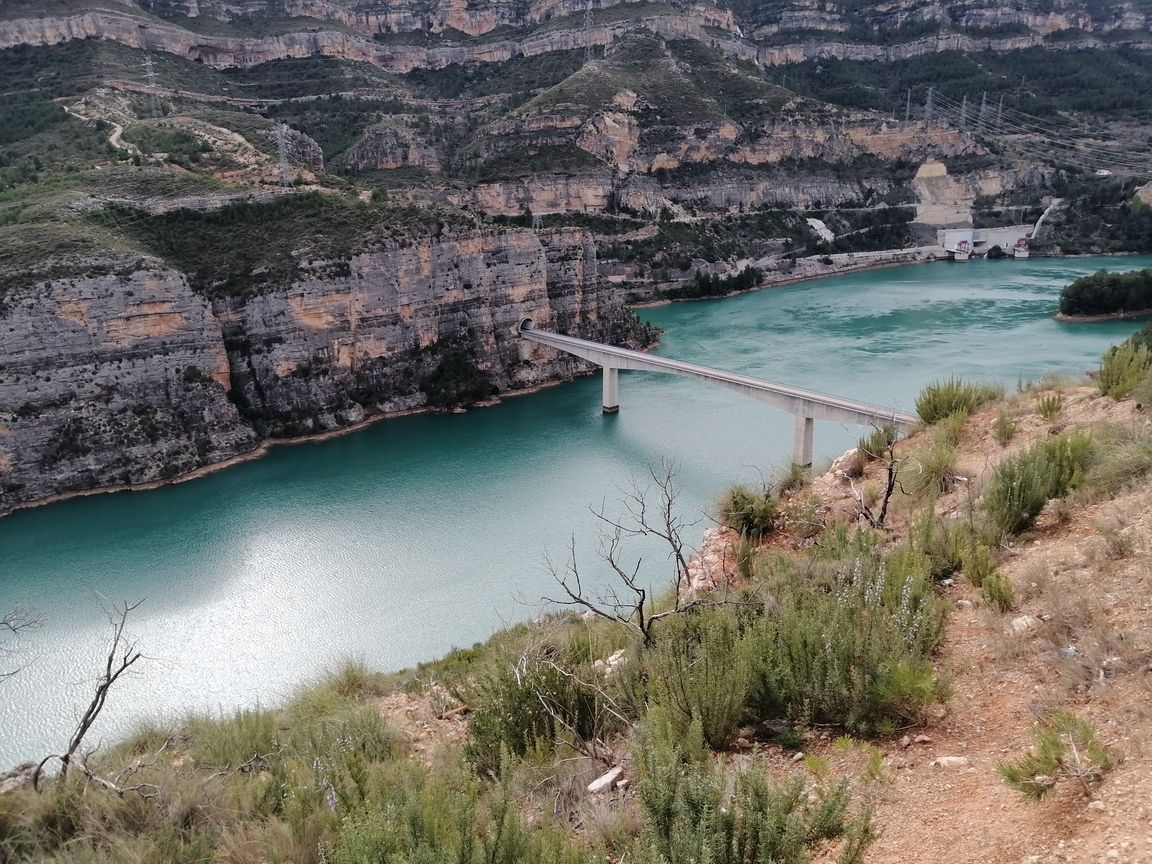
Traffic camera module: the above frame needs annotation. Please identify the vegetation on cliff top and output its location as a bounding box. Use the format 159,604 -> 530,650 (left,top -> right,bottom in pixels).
781,48 -> 1152,119
94,191 -> 472,298
518,34 -> 792,125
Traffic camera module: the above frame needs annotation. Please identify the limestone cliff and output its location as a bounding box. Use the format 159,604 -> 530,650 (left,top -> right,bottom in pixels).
342,121 -> 441,173
1,1 -> 1146,73
0,262 -> 258,509
0,7 -> 751,72
0,228 -> 644,513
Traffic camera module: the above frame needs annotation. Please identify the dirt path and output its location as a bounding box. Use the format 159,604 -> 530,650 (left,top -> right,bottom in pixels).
62,102 -> 140,156
806,392 -> 1152,864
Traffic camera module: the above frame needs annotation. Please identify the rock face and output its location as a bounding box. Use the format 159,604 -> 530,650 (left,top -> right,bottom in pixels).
913,159 -> 1050,226
0,8 -> 750,72
342,121 -> 441,173
0,228 -> 644,513
0,2 -> 1145,74
0,263 -> 258,508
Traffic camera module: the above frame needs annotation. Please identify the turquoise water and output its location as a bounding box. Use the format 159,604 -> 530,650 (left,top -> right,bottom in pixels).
1,256 -> 1147,765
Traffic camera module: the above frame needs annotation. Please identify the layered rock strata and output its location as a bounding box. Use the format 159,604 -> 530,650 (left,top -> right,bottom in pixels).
0,228 -> 642,513
4,5 -> 1145,74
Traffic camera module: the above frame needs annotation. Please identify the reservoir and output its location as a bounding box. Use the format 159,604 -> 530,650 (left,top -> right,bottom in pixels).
0,255 -> 1147,765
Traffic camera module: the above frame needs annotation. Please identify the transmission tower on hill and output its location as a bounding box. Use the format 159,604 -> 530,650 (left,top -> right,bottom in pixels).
585,8 -> 595,63
144,55 -> 163,118
276,124 -> 292,187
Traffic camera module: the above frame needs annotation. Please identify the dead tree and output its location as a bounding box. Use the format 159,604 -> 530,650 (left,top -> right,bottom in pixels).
34,599 -> 144,790
846,425 -> 908,529
1,607 -> 41,680
75,738 -> 167,799
543,459 -> 716,647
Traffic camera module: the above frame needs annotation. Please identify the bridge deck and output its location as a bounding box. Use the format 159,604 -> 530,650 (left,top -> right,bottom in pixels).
520,327 -> 916,429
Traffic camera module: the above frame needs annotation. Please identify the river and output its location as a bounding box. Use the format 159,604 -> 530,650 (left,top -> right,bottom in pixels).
0,255 -> 1147,765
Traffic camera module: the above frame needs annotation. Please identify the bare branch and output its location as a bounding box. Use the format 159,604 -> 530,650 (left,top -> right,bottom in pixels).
34,599 -> 145,790
543,459 -> 734,647
843,433 -> 908,530
71,738 -> 168,799
1,607 -> 42,680
544,538 -> 648,643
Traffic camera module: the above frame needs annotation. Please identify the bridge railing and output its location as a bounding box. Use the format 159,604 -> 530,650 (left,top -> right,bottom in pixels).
519,325 -> 915,466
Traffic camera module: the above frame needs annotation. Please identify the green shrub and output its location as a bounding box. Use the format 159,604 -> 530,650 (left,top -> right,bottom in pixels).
1128,321 -> 1152,352
1131,373 -> 1152,406
1098,340 -> 1152,399
328,658 -> 388,698
913,514 -> 967,581
984,433 -> 1093,537
743,545 -> 946,732
981,571 -> 1015,612
464,648 -> 624,777
915,378 -> 1002,425
857,423 -> 898,458
1036,392 -> 1064,421
936,410 -> 968,448
999,712 -> 1116,800
776,462 -> 809,494
1083,423 -> 1152,496
960,543 -> 997,588
842,448 -> 867,478
647,610 -> 750,751
328,761 -> 584,864
635,708 -> 872,864
906,439 -> 959,498
870,659 -> 943,728
735,533 -> 757,581
718,484 -> 776,538
464,659 -> 561,777
294,703 -> 399,766
994,408 -> 1018,446
187,708 -> 277,768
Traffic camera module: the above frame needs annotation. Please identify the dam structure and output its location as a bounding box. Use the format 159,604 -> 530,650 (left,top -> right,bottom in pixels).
518,320 -> 917,466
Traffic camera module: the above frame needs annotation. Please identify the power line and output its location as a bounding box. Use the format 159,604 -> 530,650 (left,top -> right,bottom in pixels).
932,91 -> 1152,169
275,123 -> 292,186
930,96 -> 1152,176
143,55 -> 163,118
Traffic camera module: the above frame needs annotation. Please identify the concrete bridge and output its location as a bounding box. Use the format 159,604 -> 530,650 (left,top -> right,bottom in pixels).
518,320 -> 916,466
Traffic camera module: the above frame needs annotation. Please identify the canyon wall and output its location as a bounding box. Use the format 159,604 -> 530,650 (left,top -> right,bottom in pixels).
2,3 -> 1148,73
0,9 -> 753,72
0,228 -> 641,513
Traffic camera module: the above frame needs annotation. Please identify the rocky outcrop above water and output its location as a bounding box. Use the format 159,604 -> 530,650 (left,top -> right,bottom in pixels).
0,263 -> 258,508
0,228 -> 645,513
219,227 -> 643,437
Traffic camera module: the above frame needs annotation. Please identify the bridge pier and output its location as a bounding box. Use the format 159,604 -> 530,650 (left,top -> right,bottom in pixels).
602,366 -> 619,414
518,328 -> 916,459
792,414 -> 814,467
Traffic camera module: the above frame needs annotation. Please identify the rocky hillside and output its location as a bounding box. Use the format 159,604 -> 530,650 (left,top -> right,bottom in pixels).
0,206 -> 650,513
3,0 -> 1152,510
3,0 -> 1151,69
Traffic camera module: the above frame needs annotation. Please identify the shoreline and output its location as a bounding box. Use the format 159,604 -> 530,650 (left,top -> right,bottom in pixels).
1055,307 -> 1152,323
0,376 -> 577,520
628,250 -> 941,309
3,251 -> 938,519
5,244 -> 1117,519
